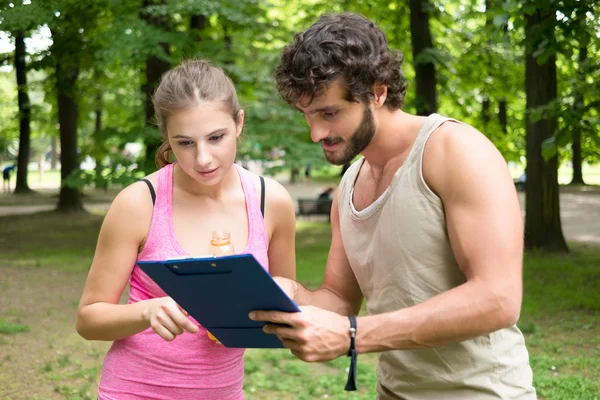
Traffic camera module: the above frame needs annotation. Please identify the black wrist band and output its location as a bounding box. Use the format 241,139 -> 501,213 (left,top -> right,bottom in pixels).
344,315 -> 357,391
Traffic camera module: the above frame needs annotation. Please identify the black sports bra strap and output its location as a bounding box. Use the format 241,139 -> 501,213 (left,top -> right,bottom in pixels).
259,176 -> 265,217
140,178 -> 156,206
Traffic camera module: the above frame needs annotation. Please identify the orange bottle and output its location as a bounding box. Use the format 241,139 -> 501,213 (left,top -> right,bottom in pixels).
206,231 -> 235,343
208,231 -> 235,257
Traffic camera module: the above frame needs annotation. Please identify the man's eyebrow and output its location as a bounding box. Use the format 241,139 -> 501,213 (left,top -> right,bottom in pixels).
314,106 -> 338,113
297,105 -> 338,115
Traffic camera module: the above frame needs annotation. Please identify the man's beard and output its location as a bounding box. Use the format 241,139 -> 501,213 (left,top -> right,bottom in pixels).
322,106 -> 375,166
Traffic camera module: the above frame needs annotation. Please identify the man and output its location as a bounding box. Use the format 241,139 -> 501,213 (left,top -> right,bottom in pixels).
2,163 -> 16,193
250,12 -> 536,399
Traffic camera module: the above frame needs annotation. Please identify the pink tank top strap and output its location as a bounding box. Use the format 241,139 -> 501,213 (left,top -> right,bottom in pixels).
155,163 -> 174,210
138,164 -> 175,260
234,164 -> 269,270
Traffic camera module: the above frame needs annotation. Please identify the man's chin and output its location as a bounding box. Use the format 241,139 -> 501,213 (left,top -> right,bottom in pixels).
324,152 -> 352,166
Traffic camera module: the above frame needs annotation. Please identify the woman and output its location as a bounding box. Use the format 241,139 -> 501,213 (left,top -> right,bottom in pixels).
76,60 -> 296,400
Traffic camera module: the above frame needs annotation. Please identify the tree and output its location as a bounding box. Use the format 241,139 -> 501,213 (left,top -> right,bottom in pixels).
13,30 -> 32,194
140,0 -> 172,171
52,20 -> 84,212
47,1 -> 106,212
523,3 -> 568,252
0,1 -> 44,194
409,0 -> 437,116
570,45 -> 586,185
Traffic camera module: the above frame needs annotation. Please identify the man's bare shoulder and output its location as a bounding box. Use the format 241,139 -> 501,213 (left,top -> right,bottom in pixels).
426,120 -> 504,165
424,120 -> 511,197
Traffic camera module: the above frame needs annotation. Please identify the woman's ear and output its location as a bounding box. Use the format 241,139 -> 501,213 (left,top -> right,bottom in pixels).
236,109 -> 245,138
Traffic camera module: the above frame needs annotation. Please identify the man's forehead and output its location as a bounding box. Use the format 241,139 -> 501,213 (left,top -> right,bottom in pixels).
295,81 -> 348,114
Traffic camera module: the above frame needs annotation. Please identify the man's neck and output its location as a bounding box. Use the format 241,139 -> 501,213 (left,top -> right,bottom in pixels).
361,110 -> 428,178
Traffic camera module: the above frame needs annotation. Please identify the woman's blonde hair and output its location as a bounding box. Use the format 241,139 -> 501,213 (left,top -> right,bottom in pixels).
152,59 -> 241,168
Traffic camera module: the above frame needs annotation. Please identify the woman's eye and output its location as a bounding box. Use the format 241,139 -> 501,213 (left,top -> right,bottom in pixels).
177,141 -> 194,146
209,134 -> 225,142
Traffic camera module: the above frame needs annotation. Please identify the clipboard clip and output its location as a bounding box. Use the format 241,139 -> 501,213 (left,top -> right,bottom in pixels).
165,262 -> 233,276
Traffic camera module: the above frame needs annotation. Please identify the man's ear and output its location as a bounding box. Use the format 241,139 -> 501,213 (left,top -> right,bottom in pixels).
236,109 -> 245,138
372,83 -> 388,108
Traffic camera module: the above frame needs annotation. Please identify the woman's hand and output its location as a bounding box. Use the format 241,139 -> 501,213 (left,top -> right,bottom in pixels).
142,297 -> 199,341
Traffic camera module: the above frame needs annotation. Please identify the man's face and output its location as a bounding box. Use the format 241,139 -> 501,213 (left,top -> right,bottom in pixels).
296,79 -> 375,165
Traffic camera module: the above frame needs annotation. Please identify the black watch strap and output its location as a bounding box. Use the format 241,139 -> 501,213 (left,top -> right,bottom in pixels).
344,315 -> 357,391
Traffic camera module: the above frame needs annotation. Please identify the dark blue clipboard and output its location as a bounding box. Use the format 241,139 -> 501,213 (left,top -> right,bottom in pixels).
137,253 -> 300,348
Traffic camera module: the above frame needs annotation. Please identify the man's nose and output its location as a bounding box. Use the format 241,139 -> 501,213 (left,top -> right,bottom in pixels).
310,124 -> 329,143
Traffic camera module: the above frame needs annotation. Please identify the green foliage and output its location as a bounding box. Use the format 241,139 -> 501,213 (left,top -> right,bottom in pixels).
0,0 -> 599,191
0,71 -> 18,158
62,163 -> 145,191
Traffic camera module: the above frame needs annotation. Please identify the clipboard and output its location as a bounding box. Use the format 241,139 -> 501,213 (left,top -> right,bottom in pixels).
137,253 -> 300,348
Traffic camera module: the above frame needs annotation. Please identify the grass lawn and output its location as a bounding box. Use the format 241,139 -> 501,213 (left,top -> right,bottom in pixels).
0,213 -> 599,399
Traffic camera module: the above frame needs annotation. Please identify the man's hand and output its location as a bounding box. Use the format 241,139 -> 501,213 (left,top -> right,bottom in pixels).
250,306 -> 350,362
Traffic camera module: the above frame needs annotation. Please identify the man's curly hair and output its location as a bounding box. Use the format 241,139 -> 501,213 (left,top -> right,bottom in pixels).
276,12 -> 408,110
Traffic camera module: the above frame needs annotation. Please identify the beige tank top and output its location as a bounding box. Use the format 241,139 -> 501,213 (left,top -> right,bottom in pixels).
337,114 -> 536,399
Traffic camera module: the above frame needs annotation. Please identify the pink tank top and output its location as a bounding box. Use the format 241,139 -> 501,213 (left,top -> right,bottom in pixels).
98,163 -> 269,400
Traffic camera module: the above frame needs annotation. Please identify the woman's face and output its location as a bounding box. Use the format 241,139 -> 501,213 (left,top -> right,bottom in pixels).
167,103 -> 243,186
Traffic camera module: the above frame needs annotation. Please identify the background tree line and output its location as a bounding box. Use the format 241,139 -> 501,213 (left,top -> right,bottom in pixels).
0,0 -> 598,253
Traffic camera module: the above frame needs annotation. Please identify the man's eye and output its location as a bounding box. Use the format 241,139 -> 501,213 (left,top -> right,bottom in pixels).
323,111 -> 338,119
209,134 -> 225,142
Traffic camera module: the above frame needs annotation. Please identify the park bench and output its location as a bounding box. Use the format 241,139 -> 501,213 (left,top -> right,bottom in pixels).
296,198 -> 333,222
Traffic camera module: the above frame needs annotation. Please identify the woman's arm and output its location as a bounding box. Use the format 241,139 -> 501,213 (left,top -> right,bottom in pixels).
262,177 -> 296,280
76,180 -> 198,341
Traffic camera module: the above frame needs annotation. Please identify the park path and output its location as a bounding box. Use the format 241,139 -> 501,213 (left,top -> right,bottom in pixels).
1,180 -> 599,244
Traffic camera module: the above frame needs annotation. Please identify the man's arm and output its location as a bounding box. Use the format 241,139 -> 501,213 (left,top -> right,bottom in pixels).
354,122 -> 523,353
252,122 -> 523,362
285,189 -> 364,316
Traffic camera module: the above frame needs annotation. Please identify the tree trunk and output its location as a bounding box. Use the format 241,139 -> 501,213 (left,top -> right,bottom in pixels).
191,14 -> 206,31
52,24 -> 84,212
409,0 -> 437,116
14,31 -> 32,194
498,99 -> 508,134
94,93 -> 108,192
56,67 -> 83,212
482,98 -> 490,127
481,0 -> 492,129
141,0 -> 171,170
486,0 -> 509,136
224,24 -> 233,67
183,14 -> 206,57
570,46 -> 586,185
524,8 -> 567,252
50,136 -> 58,170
